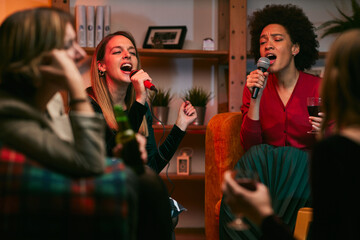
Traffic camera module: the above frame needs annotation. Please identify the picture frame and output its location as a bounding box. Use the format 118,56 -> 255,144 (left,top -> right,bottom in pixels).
143,26 -> 187,49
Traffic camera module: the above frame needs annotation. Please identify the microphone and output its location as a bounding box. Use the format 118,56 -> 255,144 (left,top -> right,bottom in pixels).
251,57 -> 270,99
130,70 -> 158,93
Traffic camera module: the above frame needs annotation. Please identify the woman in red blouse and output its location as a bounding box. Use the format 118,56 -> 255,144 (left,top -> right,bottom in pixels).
220,5 -> 321,240
241,4 -> 322,152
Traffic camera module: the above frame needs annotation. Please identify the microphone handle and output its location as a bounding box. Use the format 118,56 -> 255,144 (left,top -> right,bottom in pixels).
130,70 -> 157,92
251,88 -> 260,99
251,67 -> 267,99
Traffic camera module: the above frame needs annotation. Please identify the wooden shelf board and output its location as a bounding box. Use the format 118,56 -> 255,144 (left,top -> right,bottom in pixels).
153,125 -> 206,134
160,173 -> 205,181
84,47 -> 228,62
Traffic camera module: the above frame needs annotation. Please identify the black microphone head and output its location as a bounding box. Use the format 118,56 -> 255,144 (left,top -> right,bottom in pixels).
257,57 -> 270,72
130,70 -> 139,78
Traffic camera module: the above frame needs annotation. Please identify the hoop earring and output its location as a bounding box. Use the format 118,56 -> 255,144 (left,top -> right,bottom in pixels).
98,70 -> 105,77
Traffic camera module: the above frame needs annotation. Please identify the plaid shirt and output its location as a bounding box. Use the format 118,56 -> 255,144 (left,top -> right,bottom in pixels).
0,144 -> 138,240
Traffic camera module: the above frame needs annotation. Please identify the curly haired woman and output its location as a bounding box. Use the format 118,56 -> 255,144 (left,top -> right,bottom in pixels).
241,4 -> 321,151
220,4 -> 321,239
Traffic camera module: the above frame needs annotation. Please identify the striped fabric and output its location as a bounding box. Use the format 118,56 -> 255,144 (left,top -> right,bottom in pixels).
0,144 -> 138,240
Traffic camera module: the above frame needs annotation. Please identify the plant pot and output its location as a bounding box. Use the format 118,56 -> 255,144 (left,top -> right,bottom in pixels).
152,106 -> 169,125
192,106 -> 206,126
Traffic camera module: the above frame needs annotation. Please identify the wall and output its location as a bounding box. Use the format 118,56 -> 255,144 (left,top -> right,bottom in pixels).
247,0 -> 351,52
0,0 -> 51,24
71,0 -> 351,125
70,0 -> 219,126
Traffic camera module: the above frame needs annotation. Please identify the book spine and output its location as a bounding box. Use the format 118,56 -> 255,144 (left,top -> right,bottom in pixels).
75,5 -> 86,47
86,6 -> 95,47
104,5 -> 111,37
95,6 -> 104,46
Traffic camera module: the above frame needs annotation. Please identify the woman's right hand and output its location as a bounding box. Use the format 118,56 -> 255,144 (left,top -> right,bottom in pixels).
39,49 -> 84,92
113,133 -> 148,164
246,69 -> 269,99
130,69 -> 152,105
222,170 -> 274,226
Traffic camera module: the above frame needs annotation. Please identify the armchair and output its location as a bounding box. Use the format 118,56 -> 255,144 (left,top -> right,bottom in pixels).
205,112 -> 244,240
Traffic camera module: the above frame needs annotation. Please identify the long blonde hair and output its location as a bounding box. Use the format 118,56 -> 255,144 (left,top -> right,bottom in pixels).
320,29 -> 360,136
0,7 -> 73,100
90,31 -> 148,135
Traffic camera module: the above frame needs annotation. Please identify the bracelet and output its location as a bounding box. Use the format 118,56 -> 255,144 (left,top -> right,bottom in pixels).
69,98 -> 88,106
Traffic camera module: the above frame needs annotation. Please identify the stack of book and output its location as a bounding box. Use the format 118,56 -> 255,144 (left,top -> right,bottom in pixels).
75,5 -> 111,48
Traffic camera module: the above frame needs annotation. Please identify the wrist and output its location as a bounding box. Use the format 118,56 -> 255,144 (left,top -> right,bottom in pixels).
253,207 -> 274,226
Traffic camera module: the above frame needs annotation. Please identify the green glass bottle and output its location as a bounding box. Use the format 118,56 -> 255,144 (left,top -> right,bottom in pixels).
114,105 -> 144,175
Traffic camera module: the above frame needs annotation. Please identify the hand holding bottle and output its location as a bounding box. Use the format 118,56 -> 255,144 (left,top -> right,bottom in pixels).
114,105 -> 145,175
113,133 -> 148,164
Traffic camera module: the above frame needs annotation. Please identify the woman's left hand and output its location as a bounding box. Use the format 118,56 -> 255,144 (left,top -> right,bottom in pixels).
175,101 -> 197,131
309,112 -> 324,133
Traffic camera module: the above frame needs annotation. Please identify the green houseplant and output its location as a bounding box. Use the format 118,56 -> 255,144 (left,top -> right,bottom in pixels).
149,88 -> 173,125
183,86 -> 212,125
318,0 -> 360,38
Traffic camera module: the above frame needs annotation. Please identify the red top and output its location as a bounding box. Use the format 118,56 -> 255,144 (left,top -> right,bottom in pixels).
240,71 -> 321,151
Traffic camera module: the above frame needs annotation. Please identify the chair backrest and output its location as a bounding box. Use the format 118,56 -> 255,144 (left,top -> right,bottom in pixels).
293,207 -> 313,240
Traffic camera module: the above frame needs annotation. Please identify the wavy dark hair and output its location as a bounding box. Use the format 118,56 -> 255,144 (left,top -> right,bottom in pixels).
248,4 -> 319,71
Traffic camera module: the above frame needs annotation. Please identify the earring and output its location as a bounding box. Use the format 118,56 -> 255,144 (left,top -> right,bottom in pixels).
98,70 -> 105,77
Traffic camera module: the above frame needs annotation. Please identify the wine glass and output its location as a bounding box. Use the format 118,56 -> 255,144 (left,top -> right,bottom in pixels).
226,169 -> 259,231
307,97 -> 321,134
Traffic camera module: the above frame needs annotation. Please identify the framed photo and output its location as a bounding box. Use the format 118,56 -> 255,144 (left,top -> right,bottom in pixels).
143,26 -> 187,49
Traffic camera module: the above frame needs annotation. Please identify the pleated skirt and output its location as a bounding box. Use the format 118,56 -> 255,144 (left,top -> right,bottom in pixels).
219,144 -> 312,240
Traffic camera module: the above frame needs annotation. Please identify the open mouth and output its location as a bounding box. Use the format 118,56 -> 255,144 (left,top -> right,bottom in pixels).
120,63 -> 132,72
266,54 -> 277,64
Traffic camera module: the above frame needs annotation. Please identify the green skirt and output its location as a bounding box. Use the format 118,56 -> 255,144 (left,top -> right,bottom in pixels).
219,144 -> 311,240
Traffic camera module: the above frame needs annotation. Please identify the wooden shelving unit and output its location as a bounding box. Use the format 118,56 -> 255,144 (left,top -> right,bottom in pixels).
160,173 -> 205,181
84,47 -> 229,63
153,124 -> 206,134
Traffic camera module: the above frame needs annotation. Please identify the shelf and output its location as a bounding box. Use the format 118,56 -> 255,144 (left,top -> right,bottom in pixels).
246,52 -> 327,59
160,173 -> 204,181
84,47 -> 228,63
153,124 -> 206,134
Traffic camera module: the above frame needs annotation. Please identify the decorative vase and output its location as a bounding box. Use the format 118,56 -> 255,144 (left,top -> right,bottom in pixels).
192,106 -> 206,125
152,106 -> 169,125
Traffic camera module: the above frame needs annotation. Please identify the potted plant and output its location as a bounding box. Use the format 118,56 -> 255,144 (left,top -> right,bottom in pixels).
183,86 -> 212,125
149,88 -> 173,125
318,0 -> 360,38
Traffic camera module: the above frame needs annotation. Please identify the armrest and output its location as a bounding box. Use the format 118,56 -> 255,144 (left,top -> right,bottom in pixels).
205,112 -> 244,240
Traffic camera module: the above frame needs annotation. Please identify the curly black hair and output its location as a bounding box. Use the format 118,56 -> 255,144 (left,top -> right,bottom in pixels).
248,4 -> 319,71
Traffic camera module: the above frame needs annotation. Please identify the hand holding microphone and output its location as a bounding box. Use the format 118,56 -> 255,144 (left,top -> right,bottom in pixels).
251,57 -> 270,99
130,70 -> 158,93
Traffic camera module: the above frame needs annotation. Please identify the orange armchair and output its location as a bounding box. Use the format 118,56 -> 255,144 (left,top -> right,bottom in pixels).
205,112 -> 244,240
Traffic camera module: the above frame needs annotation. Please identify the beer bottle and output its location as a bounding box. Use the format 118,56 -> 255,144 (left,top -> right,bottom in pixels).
114,105 -> 144,175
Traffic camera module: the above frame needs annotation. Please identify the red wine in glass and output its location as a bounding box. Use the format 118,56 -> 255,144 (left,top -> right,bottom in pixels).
307,97 -> 321,134
236,179 -> 257,191
227,170 -> 258,231
307,105 -> 320,117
